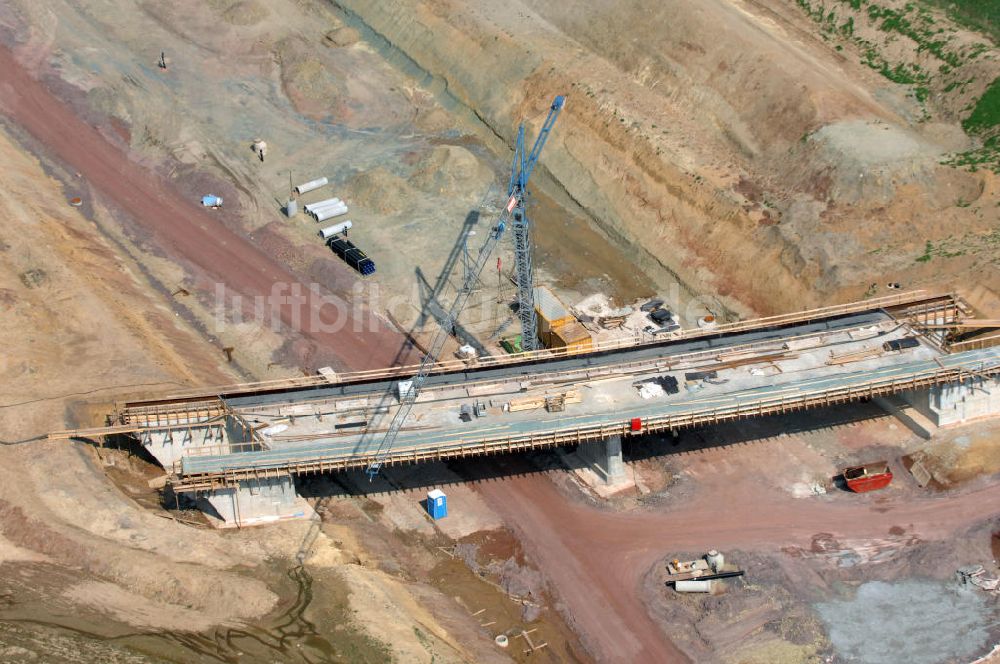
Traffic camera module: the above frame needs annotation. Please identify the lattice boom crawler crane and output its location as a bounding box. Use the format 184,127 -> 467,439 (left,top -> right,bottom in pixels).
364,95 -> 566,479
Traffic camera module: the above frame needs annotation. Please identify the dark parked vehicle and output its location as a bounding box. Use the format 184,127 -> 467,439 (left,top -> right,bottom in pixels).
648,308 -> 674,324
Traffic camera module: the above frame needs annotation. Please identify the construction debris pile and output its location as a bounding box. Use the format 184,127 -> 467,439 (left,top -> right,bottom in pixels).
665,550 -> 745,593
957,565 -> 1000,594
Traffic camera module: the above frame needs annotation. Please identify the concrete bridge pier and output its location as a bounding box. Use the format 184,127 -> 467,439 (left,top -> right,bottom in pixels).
576,435 -> 627,484
197,474 -> 313,528
903,375 -> 1000,427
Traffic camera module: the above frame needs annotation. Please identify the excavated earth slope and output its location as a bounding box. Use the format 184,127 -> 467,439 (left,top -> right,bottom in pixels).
337,0 -> 1000,313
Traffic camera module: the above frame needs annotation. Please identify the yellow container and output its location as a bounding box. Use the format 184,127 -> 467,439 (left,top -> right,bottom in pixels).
534,286 -> 575,341
548,321 -> 592,354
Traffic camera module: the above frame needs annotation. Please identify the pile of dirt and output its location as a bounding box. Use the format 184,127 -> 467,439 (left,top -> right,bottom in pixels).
815,579 -> 993,664
643,551 -> 828,663
791,120 -> 944,204
414,106 -> 455,133
325,26 -> 360,48
338,0 -> 1000,314
276,37 -> 346,118
348,166 -> 414,214
905,426 -> 1000,487
409,145 -> 493,199
221,0 -> 269,27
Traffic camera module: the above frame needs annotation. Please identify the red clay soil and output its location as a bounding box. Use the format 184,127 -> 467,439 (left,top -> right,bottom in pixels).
0,47 -> 409,372
476,466 -> 1000,663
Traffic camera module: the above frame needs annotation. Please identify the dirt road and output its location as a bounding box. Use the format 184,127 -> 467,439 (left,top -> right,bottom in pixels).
0,47 -> 410,373
477,465 -> 1000,663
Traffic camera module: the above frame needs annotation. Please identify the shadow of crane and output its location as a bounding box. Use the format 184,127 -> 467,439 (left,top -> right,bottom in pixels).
294,204 -> 499,564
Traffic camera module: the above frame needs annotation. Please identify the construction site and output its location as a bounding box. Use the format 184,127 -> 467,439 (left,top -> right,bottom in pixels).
1,0 -> 999,662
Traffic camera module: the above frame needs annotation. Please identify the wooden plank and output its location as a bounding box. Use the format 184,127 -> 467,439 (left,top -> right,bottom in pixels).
826,347 -> 882,365
508,390 -> 581,412
950,331 -> 1000,351
920,319 -> 1000,329
909,460 -> 932,487
47,423 -> 144,440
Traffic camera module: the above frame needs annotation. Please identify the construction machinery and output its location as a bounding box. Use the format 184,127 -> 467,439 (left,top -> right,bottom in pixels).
363,95 -> 565,479
509,95 -> 565,352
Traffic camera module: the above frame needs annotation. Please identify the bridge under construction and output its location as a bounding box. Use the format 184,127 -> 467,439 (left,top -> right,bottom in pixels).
55,291 -> 1000,526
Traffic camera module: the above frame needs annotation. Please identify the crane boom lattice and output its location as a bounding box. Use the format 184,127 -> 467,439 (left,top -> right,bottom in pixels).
509,95 -> 565,352
364,209 -> 512,478
365,95 -> 565,479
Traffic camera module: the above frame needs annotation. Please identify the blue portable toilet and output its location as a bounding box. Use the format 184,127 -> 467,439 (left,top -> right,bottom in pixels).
201,194 -> 223,208
426,489 -> 447,520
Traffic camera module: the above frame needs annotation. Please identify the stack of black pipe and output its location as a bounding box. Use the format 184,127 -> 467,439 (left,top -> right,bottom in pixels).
327,235 -> 375,276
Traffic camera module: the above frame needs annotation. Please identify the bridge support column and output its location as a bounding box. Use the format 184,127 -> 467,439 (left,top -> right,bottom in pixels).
902,376 -> 1000,427
577,435 -> 627,484
198,473 -> 312,528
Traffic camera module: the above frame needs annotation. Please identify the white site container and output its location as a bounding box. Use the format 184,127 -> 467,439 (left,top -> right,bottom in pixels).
295,177 -> 329,195
305,197 -> 341,213
319,220 -> 353,239
315,204 -> 348,222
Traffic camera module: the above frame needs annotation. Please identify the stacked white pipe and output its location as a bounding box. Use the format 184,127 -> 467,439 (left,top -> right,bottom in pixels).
314,202 -> 348,222
294,177 -> 328,195
318,220 -> 352,239
304,197 -> 341,214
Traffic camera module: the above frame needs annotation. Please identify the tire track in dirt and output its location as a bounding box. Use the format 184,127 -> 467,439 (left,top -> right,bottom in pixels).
0,46 -> 410,372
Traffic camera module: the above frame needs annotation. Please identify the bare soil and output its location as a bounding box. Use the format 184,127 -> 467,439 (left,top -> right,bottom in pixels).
0,46 -> 409,374
337,0 -> 1000,316
1,0 -> 999,662
471,409 -> 1000,663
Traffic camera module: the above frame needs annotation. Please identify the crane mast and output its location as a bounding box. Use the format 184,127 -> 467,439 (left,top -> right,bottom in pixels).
365,95 -> 565,479
510,95 -> 565,352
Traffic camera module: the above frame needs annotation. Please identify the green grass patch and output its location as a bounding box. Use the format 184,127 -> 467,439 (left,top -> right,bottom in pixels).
963,76 -> 1000,135
921,0 -> 1000,44
950,77 -> 1000,172
916,240 -> 934,262
915,239 -> 966,262
944,134 -> 1000,173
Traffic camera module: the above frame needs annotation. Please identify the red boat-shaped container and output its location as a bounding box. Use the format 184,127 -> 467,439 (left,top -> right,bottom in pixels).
843,461 -> 893,493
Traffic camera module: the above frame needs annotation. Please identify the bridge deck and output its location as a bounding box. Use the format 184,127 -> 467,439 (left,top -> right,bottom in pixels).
173,324 -> 1000,489
119,289 -> 959,409
88,290 -> 1000,490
